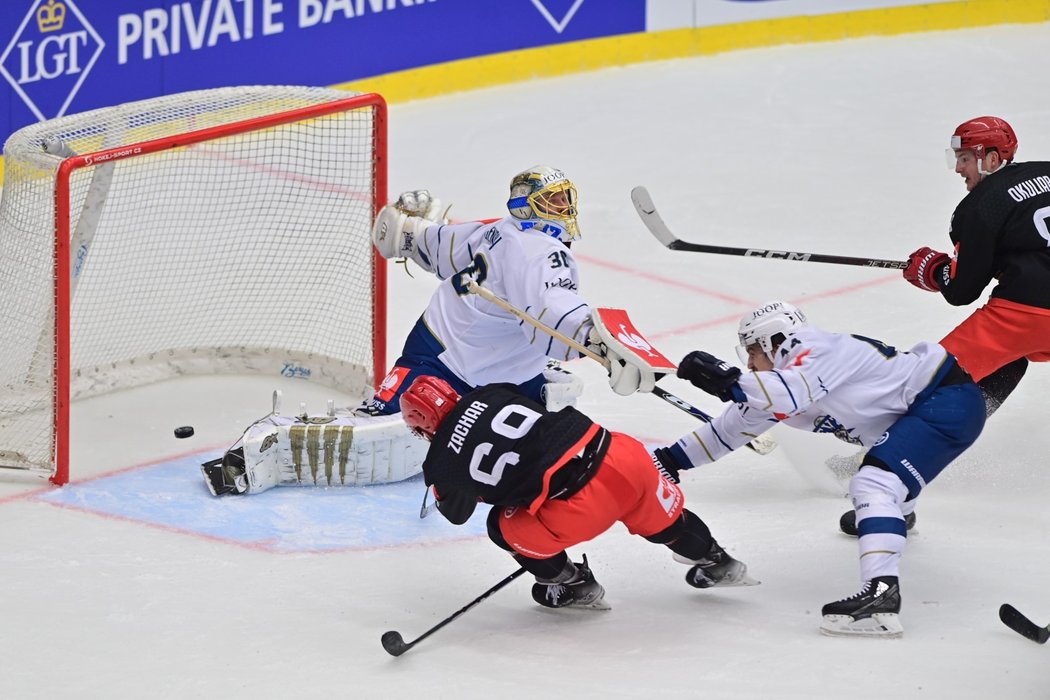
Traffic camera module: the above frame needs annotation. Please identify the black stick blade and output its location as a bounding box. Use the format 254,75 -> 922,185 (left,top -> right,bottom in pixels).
381,630 -> 409,656
999,604 -> 1050,644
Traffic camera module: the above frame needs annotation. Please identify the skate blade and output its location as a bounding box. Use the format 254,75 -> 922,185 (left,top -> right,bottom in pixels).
718,573 -> 761,588
819,613 -> 903,638
540,598 -> 612,612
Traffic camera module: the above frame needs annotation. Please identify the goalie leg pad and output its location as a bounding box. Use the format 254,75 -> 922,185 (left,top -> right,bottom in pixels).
239,411 -> 428,489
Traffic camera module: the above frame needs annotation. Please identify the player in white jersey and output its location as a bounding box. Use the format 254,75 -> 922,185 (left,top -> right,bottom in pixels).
651,301 -> 986,638
363,165 -> 649,415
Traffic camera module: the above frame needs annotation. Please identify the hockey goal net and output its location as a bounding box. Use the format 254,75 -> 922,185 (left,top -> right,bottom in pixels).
0,86 -> 387,485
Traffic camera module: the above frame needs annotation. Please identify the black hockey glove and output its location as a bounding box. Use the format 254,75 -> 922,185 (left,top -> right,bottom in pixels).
677,351 -> 744,403
651,447 -> 684,484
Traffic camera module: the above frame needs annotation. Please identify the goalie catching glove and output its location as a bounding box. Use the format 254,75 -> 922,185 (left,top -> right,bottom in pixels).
677,351 -> 746,403
371,189 -> 448,260
587,308 -> 677,395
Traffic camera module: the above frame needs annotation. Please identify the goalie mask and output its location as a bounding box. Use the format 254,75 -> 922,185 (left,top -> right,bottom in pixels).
507,165 -> 581,242
946,116 -> 1017,170
400,376 -> 461,441
737,300 -> 808,364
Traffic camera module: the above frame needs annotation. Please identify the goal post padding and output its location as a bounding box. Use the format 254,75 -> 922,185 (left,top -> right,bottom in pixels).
0,86 -> 388,485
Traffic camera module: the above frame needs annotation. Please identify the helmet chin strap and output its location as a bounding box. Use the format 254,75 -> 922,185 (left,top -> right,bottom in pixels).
978,154 -> 1005,178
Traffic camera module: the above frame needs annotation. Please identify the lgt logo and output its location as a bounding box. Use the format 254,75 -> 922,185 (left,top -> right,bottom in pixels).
0,0 -> 104,121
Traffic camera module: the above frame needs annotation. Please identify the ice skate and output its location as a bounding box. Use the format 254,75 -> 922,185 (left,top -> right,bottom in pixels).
820,576 -> 903,638
675,544 -> 759,589
532,555 -> 610,611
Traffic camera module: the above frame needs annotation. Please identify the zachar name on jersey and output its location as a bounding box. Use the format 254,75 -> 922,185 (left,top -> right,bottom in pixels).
447,400 -> 489,453
1007,175 -> 1050,202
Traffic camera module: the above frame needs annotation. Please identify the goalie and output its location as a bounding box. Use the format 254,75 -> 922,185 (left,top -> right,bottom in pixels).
200,167 -> 664,496
362,165 -> 660,417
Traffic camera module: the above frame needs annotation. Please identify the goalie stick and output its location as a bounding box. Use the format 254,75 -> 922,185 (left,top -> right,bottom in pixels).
465,280 -> 776,456
999,603 -> 1050,644
631,186 -> 907,270
381,567 -> 527,656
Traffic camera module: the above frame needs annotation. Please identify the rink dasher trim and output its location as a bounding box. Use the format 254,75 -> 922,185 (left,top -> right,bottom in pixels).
31,450 -> 487,553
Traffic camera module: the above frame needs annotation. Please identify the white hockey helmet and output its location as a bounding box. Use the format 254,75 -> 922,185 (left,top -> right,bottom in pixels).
737,300 -> 808,363
507,165 -> 580,242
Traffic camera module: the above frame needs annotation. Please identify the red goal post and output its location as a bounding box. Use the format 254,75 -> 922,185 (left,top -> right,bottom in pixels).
0,86 -> 388,486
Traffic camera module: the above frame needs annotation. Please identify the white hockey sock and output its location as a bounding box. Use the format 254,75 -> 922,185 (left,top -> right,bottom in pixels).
850,466 -> 910,581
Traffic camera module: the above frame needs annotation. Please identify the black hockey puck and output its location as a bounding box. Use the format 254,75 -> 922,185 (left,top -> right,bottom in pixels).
174,426 -> 195,439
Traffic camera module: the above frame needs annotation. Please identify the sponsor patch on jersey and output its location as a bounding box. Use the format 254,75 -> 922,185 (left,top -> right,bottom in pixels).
376,366 -> 411,402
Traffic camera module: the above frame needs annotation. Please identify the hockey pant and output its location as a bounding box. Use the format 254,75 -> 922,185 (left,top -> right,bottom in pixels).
492,433 -> 686,565
851,361 -> 985,580
363,317 -> 546,415
940,297 -> 1050,382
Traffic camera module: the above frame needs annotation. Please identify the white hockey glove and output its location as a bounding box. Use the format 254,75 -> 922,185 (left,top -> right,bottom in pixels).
370,190 -> 446,260
541,361 -> 584,411
395,189 -> 444,220
588,325 -> 654,396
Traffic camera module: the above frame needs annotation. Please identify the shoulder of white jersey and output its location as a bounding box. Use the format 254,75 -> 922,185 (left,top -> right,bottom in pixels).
773,325 -> 827,364
494,217 -> 573,259
908,339 -> 949,360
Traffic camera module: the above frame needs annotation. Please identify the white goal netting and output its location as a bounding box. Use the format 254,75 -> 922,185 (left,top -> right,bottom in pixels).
0,85 -> 386,481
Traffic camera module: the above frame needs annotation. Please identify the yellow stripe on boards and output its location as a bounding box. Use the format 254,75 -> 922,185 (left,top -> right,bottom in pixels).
334,0 -> 1050,105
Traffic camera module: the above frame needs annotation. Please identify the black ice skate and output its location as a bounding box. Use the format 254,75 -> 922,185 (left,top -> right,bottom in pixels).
820,576 -> 903,638
531,555 -> 610,611
839,510 -> 916,537
675,544 -> 759,589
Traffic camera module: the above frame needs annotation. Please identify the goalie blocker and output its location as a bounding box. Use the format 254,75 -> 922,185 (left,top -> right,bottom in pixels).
201,392 -> 427,496
588,307 -> 677,395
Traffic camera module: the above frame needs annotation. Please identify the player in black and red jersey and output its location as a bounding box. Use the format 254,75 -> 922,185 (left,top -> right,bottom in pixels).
400,376 -> 757,610
904,116 -> 1050,414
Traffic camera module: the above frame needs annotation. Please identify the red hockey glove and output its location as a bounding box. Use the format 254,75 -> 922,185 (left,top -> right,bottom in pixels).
903,247 -> 949,292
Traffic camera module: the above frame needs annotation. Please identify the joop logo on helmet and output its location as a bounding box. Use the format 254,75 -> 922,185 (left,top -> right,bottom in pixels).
752,302 -> 784,319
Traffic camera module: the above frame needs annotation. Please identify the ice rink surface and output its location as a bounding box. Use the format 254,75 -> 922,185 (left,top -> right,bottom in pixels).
3,22 -> 1050,699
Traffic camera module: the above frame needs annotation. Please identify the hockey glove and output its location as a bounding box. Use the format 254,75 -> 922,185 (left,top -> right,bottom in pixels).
394,189 -> 445,221
652,447 -> 685,484
541,361 -> 584,412
903,246 -> 949,292
677,351 -> 745,403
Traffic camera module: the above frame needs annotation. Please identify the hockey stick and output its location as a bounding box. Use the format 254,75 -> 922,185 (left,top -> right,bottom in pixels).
465,281 -> 775,455
419,485 -> 438,519
44,134 -> 119,292
631,186 -> 907,270
381,566 -> 527,656
999,603 -> 1050,644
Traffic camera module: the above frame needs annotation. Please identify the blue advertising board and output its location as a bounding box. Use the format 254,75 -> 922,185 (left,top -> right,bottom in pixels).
1,0 -> 646,145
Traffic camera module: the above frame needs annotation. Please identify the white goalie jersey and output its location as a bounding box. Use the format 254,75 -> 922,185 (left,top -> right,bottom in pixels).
403,216 -> 593,386
671,328 -> 951,468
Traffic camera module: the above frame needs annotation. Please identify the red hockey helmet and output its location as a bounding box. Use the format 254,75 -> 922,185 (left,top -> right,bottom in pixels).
950,116 -> 1018,162
400,376 -> 461,441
